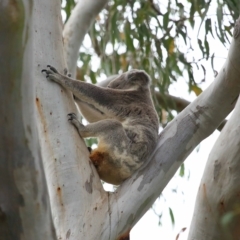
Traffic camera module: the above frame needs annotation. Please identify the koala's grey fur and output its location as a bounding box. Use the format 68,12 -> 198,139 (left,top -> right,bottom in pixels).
42,66 -> 159,185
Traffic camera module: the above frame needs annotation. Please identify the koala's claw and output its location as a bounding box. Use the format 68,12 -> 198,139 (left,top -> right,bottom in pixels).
68,113 -> 84,131
42,65 -> 56,78
41,69 -> 50,78
47,65 -> 58,73
64,68 -> 71,77
42,65 -> 71,79
67,113 -> 77,121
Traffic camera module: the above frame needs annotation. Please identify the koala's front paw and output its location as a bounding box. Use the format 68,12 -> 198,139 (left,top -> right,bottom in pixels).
67,113 -> 84,130
67,113 -> 77,121
41,65 -> 65,83
41,65 -> 58,76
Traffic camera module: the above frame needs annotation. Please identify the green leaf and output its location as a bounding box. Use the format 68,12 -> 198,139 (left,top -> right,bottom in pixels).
204,37 -> 210,60
189,3 -> 196,27
90,70 -> 97,84
110,10 -> 120,44
62,0 -> 76,22
179,164 -> 185,177
197,39 -> 204,57
163,12 -> 169,29
85,138 -> 98,148
191,84 -> 203,96
216,4 -> 225,43
178,28 -> 187,45
205,18 -> 214,38
224,25 -> 233,38
211,53 -> 215,71
124,21 -> 134,51
169,207 -> 175,226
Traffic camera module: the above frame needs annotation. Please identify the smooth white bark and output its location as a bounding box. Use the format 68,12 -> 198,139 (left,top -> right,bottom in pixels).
33,1 -> 106,239
100,18 -> 240,239
63,0 -> 108,76
188,21 -> 240,240
0,1 -> 56,239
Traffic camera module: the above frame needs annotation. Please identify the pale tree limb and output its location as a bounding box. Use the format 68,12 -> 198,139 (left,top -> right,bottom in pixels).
0,1 -> 56,239
154,92 -> 227,131
33,1 -> 105,239
188,23 -> 240,240
100,18 -> 240,239
63,0 -> 108,76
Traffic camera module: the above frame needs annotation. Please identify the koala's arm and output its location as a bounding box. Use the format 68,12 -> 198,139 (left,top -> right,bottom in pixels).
74,75 -> 119,122
74,97 -> 107,123
42,66 -> 124,116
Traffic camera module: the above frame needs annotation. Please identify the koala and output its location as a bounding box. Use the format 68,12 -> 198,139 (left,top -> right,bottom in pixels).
42,65 -> 159,185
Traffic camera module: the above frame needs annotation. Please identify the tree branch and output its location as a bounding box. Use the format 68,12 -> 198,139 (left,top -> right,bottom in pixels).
154,92 -> 227,131
0,1 -> 56,239
63,0 -> 108,77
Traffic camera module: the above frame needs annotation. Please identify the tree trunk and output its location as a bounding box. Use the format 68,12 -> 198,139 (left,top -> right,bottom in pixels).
0,1 -> 56,239
188,20 -> 240,240
33,0 -> 106,239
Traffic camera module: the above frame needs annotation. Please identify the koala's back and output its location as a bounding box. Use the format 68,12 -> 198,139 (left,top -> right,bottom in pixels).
90,91 -> 159,185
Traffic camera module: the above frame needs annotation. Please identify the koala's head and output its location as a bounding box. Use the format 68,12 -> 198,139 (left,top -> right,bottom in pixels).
107,69 -> 151,90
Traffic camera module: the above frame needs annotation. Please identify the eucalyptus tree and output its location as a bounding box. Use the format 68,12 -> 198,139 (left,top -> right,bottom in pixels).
0,1 -> 239,239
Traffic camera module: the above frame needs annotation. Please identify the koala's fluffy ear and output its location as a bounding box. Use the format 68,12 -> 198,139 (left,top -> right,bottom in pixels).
127,69 -> 151,88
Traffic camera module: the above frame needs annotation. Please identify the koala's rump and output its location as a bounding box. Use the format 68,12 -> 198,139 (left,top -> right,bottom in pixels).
89,145 -> 137,185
